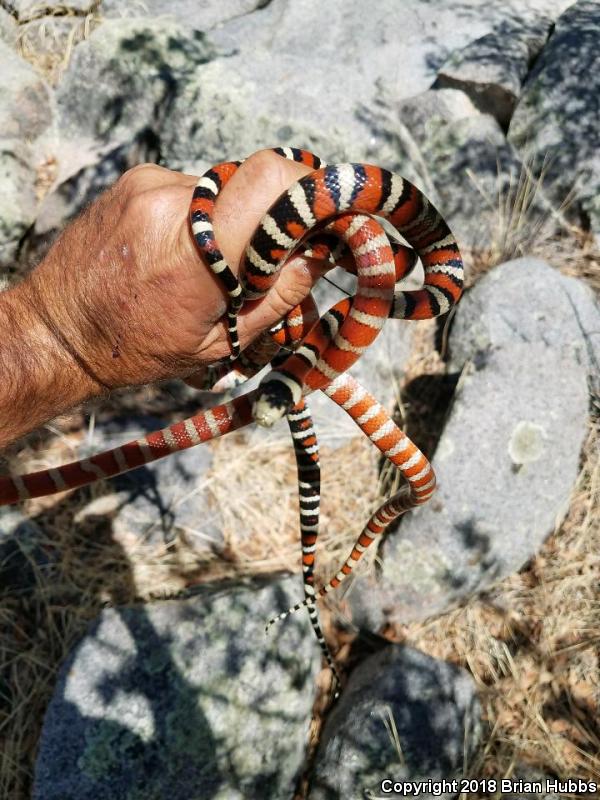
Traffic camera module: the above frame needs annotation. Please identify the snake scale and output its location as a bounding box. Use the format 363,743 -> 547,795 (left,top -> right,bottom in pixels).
0,147 -> 463,691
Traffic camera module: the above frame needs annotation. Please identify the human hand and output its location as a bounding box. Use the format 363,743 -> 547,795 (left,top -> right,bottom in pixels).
0,151 -> 328,446
25,150 -> 324,392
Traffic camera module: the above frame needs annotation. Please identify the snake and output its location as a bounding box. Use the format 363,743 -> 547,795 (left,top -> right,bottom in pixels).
0,147 -> 463,691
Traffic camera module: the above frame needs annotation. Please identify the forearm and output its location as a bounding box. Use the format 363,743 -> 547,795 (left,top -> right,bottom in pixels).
0,279 -> 99,448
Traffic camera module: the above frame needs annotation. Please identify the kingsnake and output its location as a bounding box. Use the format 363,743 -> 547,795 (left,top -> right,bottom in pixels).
0,147 -> 463,692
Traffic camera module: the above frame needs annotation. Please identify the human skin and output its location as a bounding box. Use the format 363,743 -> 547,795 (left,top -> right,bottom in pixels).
0,150 -> 327,449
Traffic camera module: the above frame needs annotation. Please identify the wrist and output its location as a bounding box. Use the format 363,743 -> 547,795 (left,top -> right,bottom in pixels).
0,278 -> 101,448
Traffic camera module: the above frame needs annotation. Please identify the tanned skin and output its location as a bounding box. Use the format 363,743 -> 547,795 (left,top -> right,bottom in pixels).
0,151 -> 327,448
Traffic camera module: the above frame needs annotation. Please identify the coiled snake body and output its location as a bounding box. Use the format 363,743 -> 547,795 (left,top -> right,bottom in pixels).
0,147 -> 463,691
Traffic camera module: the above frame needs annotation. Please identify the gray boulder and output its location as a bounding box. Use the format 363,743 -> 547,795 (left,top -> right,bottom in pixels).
34,577 -> 321,800
54,19 -> 212,144
162,0 -> 571,173
0,6 -> 17,45
0,40 -> 53,141
159,55 -> 359,175
349,258 -> 594,629
30,18 -> 214,256
508,0 -> 600,241
0,139 -> 38,269
308,644 -> 482,800
0,41 -> 54,267
1,0 -> 94,16
360,84 -> 559,253
102,0 -> 271,32
447,257 -> 600,396
73,414 -> 223,552
435,14 -> 554,128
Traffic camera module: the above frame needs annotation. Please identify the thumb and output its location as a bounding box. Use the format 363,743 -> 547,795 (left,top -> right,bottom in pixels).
186,253 -> 332,372
236,254 -> 331,346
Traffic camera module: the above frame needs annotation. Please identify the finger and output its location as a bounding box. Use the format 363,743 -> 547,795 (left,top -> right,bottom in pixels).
236,255 -> 331,345
195,255 -> 331,363
212,150 -> 315,276
120,163 -> 198,196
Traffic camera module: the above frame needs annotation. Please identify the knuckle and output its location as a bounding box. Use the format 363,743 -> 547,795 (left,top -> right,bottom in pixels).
115,166 -> 187,229
242,149 -> 290,194
243,148 -> 281,174
271,267 -> 312,314
117,163 -> 160,194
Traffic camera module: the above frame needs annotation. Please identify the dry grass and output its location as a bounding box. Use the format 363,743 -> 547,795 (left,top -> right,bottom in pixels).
457,147 -> 600,299
209,427 -> 382,588
465,222 -> 600,300
12,0 -> 149,84
466,152 -> 578,270
15,1 -> 104,84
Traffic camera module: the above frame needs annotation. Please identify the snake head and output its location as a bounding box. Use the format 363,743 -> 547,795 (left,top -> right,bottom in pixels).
252,371 -> 302,427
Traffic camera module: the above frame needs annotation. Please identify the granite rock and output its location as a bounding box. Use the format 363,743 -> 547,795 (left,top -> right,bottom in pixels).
508,0 -> 600,241
0,138 -> 38,268
102,0 -> 271,31
435,14 -> 554,128
34,577 -> 321,800
349,258 -> 593,630
29,18 -> 214,257
359,84 -> 559,253
0,41 -> 53,266
308,644 -> 482,800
